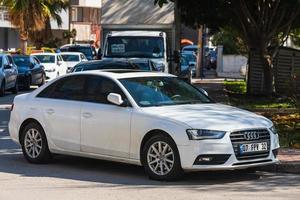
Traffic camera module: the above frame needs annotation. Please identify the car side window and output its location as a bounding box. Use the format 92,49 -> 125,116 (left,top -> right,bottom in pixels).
7,55 -> 13,65
3,56 -> 8,66
84,76 -> 127,105
34,57 -> 40,64
37,76 -> 86,101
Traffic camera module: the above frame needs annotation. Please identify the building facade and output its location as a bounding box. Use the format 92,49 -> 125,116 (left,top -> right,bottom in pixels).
70,0 -> 102,46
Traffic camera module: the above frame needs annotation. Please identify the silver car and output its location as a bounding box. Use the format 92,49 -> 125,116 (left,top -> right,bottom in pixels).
0,54 -> 18,96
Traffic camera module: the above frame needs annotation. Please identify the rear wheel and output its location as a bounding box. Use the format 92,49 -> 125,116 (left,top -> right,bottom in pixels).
142,134 -> 184,181
0,81 -> 5,97
20,122 -> 52,164
38,74 -> 45,87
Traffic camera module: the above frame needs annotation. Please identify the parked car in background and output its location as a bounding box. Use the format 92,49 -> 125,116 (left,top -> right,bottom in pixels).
60,44 -> 96,60
31,53 -> 68,81
71,59 -> 155,73
12,55 -> 46,90
102,31 -> 169,72
60,52 -> 88,73
178,55 -> 196,84
0,54 -> 18,96
9,71 -> 279,181
182,45 -> 198,55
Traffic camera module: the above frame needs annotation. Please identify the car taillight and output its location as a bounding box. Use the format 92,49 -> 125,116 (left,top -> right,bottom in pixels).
10,103 -> 14,111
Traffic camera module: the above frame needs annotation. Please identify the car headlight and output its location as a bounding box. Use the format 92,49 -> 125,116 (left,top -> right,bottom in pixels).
186,129 -> 226,140
270,125 -> 278,134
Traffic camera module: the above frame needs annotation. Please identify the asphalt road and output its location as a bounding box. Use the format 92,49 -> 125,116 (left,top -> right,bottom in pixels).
0,90 -> 300,200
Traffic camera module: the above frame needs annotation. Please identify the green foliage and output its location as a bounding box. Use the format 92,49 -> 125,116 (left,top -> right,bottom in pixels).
224,80 -> 247,94
211,27 -> 248,55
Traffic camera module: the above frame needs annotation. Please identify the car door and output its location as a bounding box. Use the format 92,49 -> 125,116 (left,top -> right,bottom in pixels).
57,55 -> 67,75
36,75 -> 86,152
29,57 -> 39,84
3,56 -> 12,88
32,57 -> 43,84
6,55 -> 18,86
80,76 -> 132,158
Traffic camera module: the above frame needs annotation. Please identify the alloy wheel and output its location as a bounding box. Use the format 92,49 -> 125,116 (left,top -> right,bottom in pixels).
147,141 -> 174,176
24,128 -> 43,159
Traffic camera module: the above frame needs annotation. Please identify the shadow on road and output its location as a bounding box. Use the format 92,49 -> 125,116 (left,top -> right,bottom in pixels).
0,127 -> 300,192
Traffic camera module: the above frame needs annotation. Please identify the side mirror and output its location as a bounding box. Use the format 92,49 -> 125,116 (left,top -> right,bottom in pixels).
4,64 -> 11,69
29,63 -> 34,69
57,61 -> 62,66
107,93 -> 124,106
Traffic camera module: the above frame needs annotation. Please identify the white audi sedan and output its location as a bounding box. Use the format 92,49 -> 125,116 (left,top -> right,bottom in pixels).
9,70 -> 280,180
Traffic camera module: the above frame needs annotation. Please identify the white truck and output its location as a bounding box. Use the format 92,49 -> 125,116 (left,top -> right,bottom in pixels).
102,31 -> 169,73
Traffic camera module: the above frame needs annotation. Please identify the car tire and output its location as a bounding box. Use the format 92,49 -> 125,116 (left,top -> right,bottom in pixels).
0,81 -> 5,97
142,134 -> 184,181
11,81 -> 18,94
20,122 -> 52,164
38,74 -> 45,87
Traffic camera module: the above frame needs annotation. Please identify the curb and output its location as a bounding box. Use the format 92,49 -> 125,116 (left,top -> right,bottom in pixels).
260,162 -> 300,174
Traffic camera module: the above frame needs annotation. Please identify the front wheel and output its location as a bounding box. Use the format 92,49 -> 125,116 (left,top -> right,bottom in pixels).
38,74 -> 45,87
11,81 -> 18,94
142,135 -> 184,181
20,122 -> 52,164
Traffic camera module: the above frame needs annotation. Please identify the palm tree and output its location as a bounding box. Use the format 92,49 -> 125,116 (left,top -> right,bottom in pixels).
0,0 -> 68,53
32,0 -> 69,48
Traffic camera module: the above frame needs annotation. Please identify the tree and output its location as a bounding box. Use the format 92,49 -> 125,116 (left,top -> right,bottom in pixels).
156,0 -> 300,96
0,0 -> 68,53
32,0 -> 69,49
211,26 -> 247,55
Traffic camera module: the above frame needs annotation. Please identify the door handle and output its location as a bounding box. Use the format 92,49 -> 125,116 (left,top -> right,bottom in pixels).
82,112 -> 92,118
46,109 -> 55,115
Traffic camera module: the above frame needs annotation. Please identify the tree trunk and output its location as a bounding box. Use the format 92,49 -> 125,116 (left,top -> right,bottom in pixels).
260,50 -> 274,96
20,39 -> 28,55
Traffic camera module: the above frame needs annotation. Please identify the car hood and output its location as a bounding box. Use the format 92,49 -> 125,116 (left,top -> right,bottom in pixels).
65,61 -> 79,68
141,104 -> 272,132
17,66 -> 29,74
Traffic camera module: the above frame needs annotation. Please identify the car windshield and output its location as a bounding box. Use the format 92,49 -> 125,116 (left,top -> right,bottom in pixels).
35,55 -> 55,63
68,47 -> 93,58
13,56 -> 30,67
120,77 -> 212,107
61,54 -> 80,62
182,53 -> 196,62
105,36 -> 164,58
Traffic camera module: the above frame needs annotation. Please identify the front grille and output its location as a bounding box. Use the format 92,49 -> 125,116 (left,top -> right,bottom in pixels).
230,129 -> 271,161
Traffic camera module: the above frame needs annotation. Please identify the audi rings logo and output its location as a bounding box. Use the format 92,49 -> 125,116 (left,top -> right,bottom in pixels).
243,131 -> 259,140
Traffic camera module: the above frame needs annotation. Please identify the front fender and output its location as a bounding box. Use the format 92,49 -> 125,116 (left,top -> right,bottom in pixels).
130,111 -> 191,160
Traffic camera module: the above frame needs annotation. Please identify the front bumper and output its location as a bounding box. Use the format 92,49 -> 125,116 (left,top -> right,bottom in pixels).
45,71 -> 57,81
178,130 -> 280,171
17,74 -> 29,87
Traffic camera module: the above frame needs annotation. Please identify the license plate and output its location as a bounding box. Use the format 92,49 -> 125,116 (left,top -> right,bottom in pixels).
239,142 -> 268,154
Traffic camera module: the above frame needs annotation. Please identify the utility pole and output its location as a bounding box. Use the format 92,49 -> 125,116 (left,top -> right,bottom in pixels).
196,25 -> 203,78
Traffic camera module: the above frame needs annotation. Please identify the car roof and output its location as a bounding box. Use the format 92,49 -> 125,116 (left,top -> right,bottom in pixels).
31,53 -> 57,56
72,70 -> 174,79
59,52 -> 83,55
182,45 -> 198,49
60,44 -> 91,48
109,31 -> 164,37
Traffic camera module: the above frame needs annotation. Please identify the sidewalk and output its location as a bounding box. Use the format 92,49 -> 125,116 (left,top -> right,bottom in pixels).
192,77 -> 300,174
